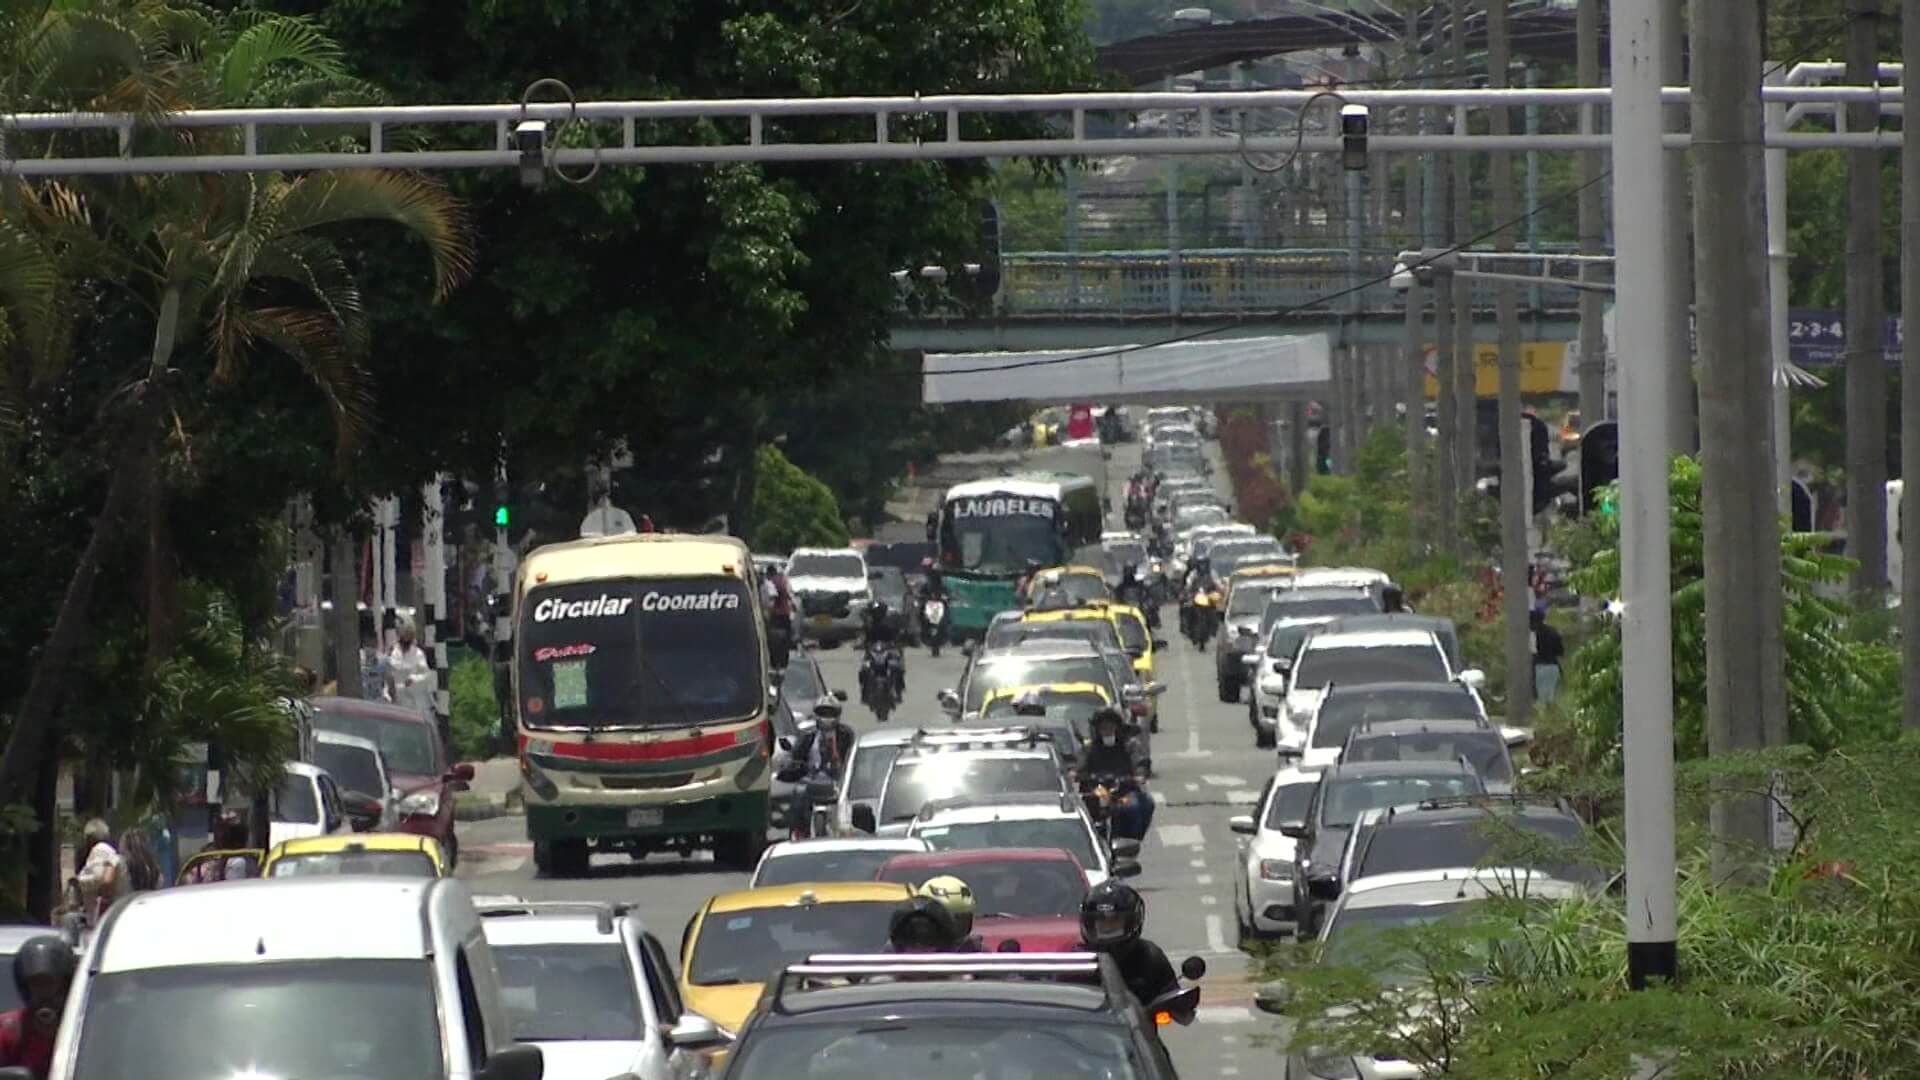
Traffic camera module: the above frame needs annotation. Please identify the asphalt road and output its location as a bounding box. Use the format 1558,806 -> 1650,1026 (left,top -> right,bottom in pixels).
455,436 -> 1290,1077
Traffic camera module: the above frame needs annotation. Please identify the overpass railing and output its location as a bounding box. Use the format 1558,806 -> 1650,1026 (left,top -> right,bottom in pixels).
985,245 -> 1585,318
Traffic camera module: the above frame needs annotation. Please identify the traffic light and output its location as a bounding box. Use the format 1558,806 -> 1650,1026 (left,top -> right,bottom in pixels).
1578,421 -> 1620,516
494,504 -> 510,528
1790,479 -> 1814,533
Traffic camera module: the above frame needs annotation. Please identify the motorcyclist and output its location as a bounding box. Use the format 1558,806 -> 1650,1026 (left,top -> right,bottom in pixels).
0,936 -> 77,1079
887,895 -> 973,954
915,875 -> 985,952
1114,563 -> 1150,612
1079,881 -> 1179,1013
861,602 -> 905,703
1076,709 -> 1154,840
779,702 -> 853,836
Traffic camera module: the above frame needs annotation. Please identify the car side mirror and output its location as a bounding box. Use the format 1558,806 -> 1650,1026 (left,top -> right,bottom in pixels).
1110,838 -> 1141,859
1279,824 -> 1307,840
1147,681 -> 1167,697
1308,875 -> 1341,901
850,804 -> 878,834
1272,658 -> 1292,675
1112,859 -> 1143,879
476,1043 -> 543,1080
342,791 -> 383,832
667,1013 -> 729,1050
1458,668 -> 1487,690
1254,981 -> 1292,1015
1229,815 -> 1256,836
777,736 -> 794,752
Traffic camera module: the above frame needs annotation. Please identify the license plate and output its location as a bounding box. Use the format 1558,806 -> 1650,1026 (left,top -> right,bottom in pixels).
811,613 -> 834,627
626,808 -> 663,827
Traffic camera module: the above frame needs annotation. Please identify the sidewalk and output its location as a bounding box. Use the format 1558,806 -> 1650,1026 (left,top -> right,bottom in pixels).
454,757 -> 523,821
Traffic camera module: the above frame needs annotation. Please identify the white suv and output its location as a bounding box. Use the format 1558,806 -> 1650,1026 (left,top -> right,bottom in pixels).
906,794 -> 1139,887
1270,628 -> 1484,760
785,547 -> 871,645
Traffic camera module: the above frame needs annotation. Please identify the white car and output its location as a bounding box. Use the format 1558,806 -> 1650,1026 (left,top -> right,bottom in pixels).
786,547 -> 872,644
312,729 -> 398,830
266,760 -> 355,848
1271,629 -> 1484,761
906,794 -> 1139,887
478,899 -> 719,1080
749,837 -> 929,888
1249,616 -> 1341,748
834,725 -> 1060,834
870,747 -> 1069,837
1281,868 -> 1589,1080
1230,765 -> 1322,940
1293,682 -> 1492,773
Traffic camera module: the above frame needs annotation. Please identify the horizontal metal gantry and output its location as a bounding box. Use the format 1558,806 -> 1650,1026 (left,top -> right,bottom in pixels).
0,74 -> 1906,177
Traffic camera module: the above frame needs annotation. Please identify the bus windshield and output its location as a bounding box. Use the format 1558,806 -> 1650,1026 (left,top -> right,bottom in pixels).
941,494 -> 1064,575
518,577 -> 760,731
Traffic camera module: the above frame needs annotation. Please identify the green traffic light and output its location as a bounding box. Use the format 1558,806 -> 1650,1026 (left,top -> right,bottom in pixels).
1600,495 -> 1617,515
494,505 -> 509,527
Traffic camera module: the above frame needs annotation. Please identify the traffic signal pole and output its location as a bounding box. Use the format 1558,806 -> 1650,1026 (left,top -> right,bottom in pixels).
1906,0 -> 1920,731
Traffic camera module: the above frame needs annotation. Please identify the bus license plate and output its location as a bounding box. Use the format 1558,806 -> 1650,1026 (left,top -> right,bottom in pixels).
626,808 -> 662,827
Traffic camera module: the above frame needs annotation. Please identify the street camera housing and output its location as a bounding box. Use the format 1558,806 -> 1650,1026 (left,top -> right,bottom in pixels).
514,119 -> 548,188
1340,103 -> 1369,171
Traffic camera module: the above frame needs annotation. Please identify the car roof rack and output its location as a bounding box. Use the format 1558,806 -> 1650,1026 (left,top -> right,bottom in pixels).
916,790 -> 1079,818
474,900 -> 630,934
769,952 -> 1110,1012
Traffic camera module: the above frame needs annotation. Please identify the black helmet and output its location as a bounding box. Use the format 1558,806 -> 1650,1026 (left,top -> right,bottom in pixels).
870,601 -> 889,620
1080,881 -> 1145,950
13,935 -> 77,1001
889,895 -> 961,952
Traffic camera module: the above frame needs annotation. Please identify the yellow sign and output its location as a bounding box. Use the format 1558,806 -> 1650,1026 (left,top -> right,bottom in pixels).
1420,341 -> 1568,398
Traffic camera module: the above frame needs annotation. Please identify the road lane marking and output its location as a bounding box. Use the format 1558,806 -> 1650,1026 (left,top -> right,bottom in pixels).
1230,790 -> 1262,805
1201,895 -> 1218,905
1157,824 -> 1205,847
1206,914 -> 1230,953
1196,874 -> 1214,886
1185,783 -> 1200,792
1190,858 -> 1206,869
1200,1006 -> 1257,1025
1222,1068 -> 1241,1076
1202,775 -> 1242,787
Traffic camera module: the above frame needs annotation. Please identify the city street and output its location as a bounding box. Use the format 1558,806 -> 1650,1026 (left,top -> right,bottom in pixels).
455,441 -> 1290,1076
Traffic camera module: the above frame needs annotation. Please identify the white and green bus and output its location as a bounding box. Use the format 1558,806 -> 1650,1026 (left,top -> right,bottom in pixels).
935,472 -> 1104,637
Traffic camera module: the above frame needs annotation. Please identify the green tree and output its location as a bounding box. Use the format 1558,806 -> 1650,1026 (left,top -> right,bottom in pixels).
749,445 -> 850,554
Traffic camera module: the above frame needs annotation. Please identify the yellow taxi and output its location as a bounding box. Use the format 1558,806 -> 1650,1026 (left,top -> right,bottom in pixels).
979,681 -> 1114,756
260,833 -> 448,879
1228,560 -> 1299,590
679,881 -> 912,1037
1020,603 -> 1166,730
1021,564 -> 1113,607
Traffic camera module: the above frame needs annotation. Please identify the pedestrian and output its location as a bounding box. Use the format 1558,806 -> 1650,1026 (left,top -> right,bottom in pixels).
387,623 -> 435,719
1530,608 -> 1565,704
72,819 -> 128,923
359,628 -> 390,702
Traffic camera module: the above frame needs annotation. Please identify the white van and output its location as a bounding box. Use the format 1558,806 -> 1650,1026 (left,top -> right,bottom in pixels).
27,878 -> 543,1080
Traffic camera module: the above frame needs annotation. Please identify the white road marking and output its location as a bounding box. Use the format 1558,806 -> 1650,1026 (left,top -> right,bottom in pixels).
1176,748 -> 1215,759
1230,790 -> 1262,805
1196,873 -> 1214,886
1205,914 -> 1230,953
1221,1068 -> 1242,1077
1189,858 -> 1207,869
1184,782 -> 1200,792
1202,774 -> 1242,787
1201,894 -> 1218,906
1201,1007 -> 1257,1025
1157,824 -> 1205,847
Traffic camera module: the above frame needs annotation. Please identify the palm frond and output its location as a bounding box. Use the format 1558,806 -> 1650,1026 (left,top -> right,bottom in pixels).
225,304 -> 373,452
0,218 -> 61,360
273,170 -> 474,299
217,14 -> 344,105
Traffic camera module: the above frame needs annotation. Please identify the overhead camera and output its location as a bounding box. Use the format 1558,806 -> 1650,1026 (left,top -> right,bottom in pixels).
1340,103 -> 1369,172
514,119 -> 548,188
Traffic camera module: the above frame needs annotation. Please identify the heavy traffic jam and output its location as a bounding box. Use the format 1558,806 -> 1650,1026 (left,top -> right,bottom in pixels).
2,405 -> 1596,1080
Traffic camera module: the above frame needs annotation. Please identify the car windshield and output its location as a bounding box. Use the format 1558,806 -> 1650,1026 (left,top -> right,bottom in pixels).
1314,688 -> 1482,746
1345,730 -> 1514,781
1293,644 -> 1449,690
313,710 -> 440,775
1265,781 -> 1318,830
1320,902 -> 1480,979
689,901 -> 900,984
517,577 -> 761,730
913,818 -> 1098,871
1230,584 -> 1284,615
981,690 -> 1106,728
1102,542 -> 1147,571
791,554 -> 864,578
1265,595 -> 1380,624
1213,546 -> 1285,577
757,848 -> 913,887
492,943 -> 642,1042
1323,773 -> 1483,827
987,620 -> 1112,652
965,658 -> 1113,712
941,497 -> 1064,575
268,850 -> 437,878
728,1020 -> 1141,1080
1264,621 -> 1326,664
313,742 -> 383,798
879,856 -> 1088,917
70,959 -> 443,1080
273,775 -> 319,825
845,744 -> 904,803
1357,817 -> 1595,883
880,758 -> 1063,824
869,569 -> 907,600
1175,507 -> 1229,529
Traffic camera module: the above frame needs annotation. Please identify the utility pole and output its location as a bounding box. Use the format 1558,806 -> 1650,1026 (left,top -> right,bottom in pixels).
1662,1 -> 1698,453
1691,0 -> 1788,879
1846,0 -> 1888,602
1434,119 -> 1458,542
1489,0 -> 1531,725
1450,0 -> 1477,527
1902,0 -> 1920,729
327,529 -> 362,700
1615,0 -> 1678,993
1405,135 -> 1427,528
420,476 -> 451,749
1576,0 -> 1608,423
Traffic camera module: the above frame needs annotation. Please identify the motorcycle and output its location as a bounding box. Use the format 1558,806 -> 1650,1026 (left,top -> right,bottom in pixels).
1185,589 -> 1220,648
921,596 -> 948,657
1147,957 -> 1208,1032
859,641 -> 905,722
1081,767 -> 1150,844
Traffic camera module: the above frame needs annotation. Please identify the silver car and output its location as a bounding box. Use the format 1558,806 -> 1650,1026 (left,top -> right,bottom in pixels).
1230,766 -> 1322,940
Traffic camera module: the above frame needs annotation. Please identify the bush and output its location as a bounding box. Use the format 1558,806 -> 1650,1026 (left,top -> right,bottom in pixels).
448,653 -> 500,762
749,444 -> 850,553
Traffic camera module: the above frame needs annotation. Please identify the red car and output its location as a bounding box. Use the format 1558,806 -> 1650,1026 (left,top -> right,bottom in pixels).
308,696 -> 475,864
875,847 -> 1090,953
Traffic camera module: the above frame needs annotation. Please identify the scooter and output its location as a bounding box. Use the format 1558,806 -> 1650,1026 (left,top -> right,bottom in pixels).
922,596 -> 948,658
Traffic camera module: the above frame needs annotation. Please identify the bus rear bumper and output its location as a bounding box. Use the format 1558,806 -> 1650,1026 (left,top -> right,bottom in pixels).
526,791 -> 769,846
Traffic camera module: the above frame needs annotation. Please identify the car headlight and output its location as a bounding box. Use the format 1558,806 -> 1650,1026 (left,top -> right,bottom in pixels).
399,790 -> 441,817
1259,859 -> 1291,881
1303,1054 -> 1360,1079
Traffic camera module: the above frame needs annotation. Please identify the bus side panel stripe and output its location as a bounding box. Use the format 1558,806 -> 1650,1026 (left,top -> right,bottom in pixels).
518,726 -> 757,762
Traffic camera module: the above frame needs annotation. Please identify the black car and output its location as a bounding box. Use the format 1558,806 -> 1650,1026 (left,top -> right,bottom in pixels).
720,953 -> 1191,1080
1336,793 -> 1606,893
1300,683 -> 1490,763
1288,759 -> 1487,934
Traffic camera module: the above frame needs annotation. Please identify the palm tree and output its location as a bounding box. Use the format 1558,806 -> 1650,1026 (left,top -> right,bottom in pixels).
0,2 -> 474,850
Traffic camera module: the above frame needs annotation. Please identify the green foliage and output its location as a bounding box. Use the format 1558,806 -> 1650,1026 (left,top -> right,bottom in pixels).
749,445 -> 850,554
447,652 -> 499,763
1559,456 -> 1897,768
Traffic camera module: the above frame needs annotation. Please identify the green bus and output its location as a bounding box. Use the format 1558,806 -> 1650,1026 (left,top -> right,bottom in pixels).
935,472 -> 1105,637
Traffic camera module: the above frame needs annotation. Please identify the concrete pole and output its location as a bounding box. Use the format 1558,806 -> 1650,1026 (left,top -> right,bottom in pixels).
1845,0 -> 1888,601
1691,0 -> 1788,881
328,530 -> 363,699
1065,163 -> 1081,308
1489,0 -> 1532,726
1613,0 -> 1678,989
1765,68 -> 1794,514
421,475 -> 451,748
1404,137 -> 1427,532
1661,0 -> 1698,453
1435,261 -> 1458,539
1167,74 -> 1184,320
1902,0 -> 1920,729
1577,0 -> 1609,422
1450,1 -> 1477,519
375,496 -> 400,647
1524,64 -> 1543,314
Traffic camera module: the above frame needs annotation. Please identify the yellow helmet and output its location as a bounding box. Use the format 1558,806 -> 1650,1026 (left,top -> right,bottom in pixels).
916,875 -> 976,937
